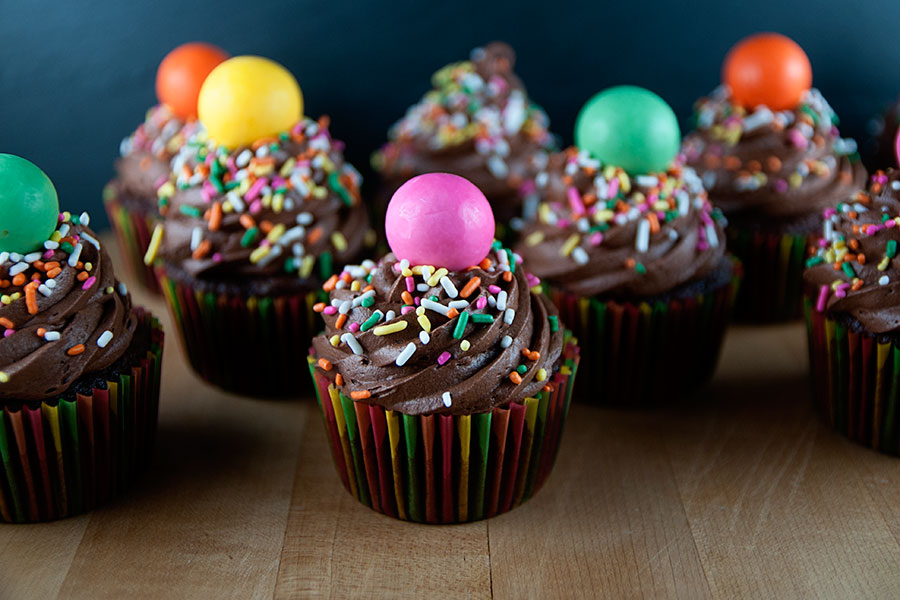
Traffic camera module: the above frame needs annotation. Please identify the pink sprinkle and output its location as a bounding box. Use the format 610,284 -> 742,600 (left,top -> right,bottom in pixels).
476,296 -> 487,309
401,305 -> 415,315
406,277 -> 415,292
567,187 -> 585,217
589,232 -> 604,246
788,129 -> 808,149
154,175 -> 169,189
204,153 -> 215,167
488,285 -> 502,294
349,322 -> 360,333
526,273 -> 541,287
201,183 -> 215,203
42,249 -> 54,259
323,306 -> 337,315
271,176 -> 287,189
557,219 -> 571,228
245,177 -> 267,202
607,177 -> 619,198
414,296 -> 421,306
212,253 -> 223,262
437,351 -> 451,365
3,330 -> 13,338
818,239 -> 828,248
774,179 -> 789,193
888,220 -> 897,229
249,200 -> 263,214
697,241 -> 709,252
834,289 -> 847,299
823,208 -> 837,219
520,180 -> 536,195
82,276 -> 96,290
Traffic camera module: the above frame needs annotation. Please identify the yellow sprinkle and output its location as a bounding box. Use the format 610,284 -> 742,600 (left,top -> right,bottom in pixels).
789,173 -> 803,188
329,334 -> 340,347
417,314 -> 431,333
84,262 -> 93,272
300,255 -> 315,278
105,286 -> 114,294
273,193 -> 285,213
50,231 -> 62,242
879,257 -> 891,271
267,223 -> 286,243
0,371 -> 7,383
350,280 -> 361,292
249,246 -> 270,264
411,265 -> 424,274
238,178 -> 251,195
560,234 -> 580,257
279,157 -> 296,177
536,368 -> 547,382
373,321 -> 408,335
594,209 -> 614,223
560,366 -> 571,376
401,267 -> 413,277
0,296 -> 9,305
331,232 -> 348,252
143,223 -> 164,266
415,306 -> 425,316
427,268 -> 448,287
539,204 -> 553,224
156,182 -> 175,199
222,201 -> 234,213
460,339 -> 470,351
525,231 -> 545,246
261,193 -> 272,209
312,186 -> 327,199
618,172 -> 631,193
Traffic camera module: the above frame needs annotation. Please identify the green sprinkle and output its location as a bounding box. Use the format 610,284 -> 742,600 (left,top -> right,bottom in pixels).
180,205 -> 202,218
470,313 -> 493,324
70,213 -> 80,225
506,249 -> 515,272
549,315 -> 559,333
842,262 -> 856,279
888,240 -> 898,259
279,132 -> 290,142
635,262 -> 647,274
361,296 -> 375,308
60,242 -> 74,253
319,251 -> 333,279
883,214 -> 891,223
209,174 -> 225,194
211,158 -> 225,177
516,364 -> 527,375
360,310 -> 383,332
452,311 -> 469,339
225,181 -> 241,190
491,240 -> 502,250
429,295 -> 439,302
284,257 -> 295,272
240,227 -> 259,248
328,172 -> 353,205
805,256 -> 824,268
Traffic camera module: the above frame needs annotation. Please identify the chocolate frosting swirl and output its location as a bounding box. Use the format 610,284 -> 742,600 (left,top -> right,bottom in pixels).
0,216 -> 136,402
156,116 -> 369,288
115,104 -> 199,202
805,170 -> 900,334
311,245 -> 566,415
372,42 -> 556,223
683,87 -> 866,228
514,149 -> 727,298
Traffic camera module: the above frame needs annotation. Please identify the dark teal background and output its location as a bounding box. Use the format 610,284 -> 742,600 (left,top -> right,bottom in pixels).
1,0 -> 895,227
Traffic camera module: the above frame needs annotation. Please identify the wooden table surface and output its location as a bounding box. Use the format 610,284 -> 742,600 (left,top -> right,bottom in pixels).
3,234 -> 900,599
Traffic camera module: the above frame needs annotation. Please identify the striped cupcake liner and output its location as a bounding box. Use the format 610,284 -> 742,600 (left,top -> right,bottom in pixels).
0,310 -> 163,523
805,297 -> 900,455
545,262 -> 740,407
727,226 -> 814,322
103,183 -> 161,294
158,268 -> 323,396
308,337 -> 579,523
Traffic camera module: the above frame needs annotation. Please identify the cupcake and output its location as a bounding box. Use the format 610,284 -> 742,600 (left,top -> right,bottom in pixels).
372,42 -> 556,238
105,42 -> 228,293
0,154 -> 163,523
804,169 -> 900,455
515,86 -> 739,407
147,56 -> 370,396
308,173 -> 579,523
683,33 -> 866,321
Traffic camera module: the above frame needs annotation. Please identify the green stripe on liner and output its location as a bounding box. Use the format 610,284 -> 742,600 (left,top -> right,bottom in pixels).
470,412 -> 492,522
0,413 -> 25,522
403,414 -> 422,522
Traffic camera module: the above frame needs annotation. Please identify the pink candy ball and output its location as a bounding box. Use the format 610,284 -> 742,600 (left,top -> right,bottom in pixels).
385,173 -> 495,271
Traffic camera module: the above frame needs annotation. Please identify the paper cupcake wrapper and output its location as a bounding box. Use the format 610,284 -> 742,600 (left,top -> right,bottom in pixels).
158,269 -> 323,396
308,338 -> 579,523
544,264 -> 739,407
727,226 -> 813,322
0,310 -> 163,523
103,183 -> 161,294
804,298 -> 900,455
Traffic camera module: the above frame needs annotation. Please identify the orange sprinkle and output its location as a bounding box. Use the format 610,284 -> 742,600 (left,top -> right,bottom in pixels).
479,258 -> 493,270
208,202 -> 223,231
307,227 -> 323,245
351,390 -> 371,400
25,284 -> 38,315
766,156 -> 782,172
460,277 -> 481,298
12,273 -> 25,287
401,291 -> 414,305
318,358 -> 333,371
446,307 -> 459,319
239,214 -> 256,230
502,271 -> 513,282
322,275 -> 339,292
46,267 -> 62,278
67,344 -> 85,356
625,258 -> 636,269
335,314 -> 348,329
313,302 -> 326,313
509,372 -> 523,385
647,213 -> 660,234
0,317 -> 14,329
259,220 -> 273,234
852,279 -> 864,291
36,327 -> 46,337
723,156 -> 742,171
858,254 -> 866,265
192,240 -> 212,260
335,374 -> 344,386
848,239 -> 859,251
77,271 -> 89,281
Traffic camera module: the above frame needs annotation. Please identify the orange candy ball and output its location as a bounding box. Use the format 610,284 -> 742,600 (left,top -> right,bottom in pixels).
722,33 -> 812,111
156,42 -> 230,120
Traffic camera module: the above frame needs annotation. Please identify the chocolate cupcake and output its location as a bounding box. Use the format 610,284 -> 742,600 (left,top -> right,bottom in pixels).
308,173 -> 579,523
372,42 -> 556,237
516,86 -> 740,407
683,33 -> 866,321
805,169 -> 900,455
105,43 -> 228,294
0,154 -> 163,523
147,56 -> 370,396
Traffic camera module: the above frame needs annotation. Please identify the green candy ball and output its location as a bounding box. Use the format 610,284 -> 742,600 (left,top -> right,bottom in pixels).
0,154 -> 60,254
574,85 -> 681,175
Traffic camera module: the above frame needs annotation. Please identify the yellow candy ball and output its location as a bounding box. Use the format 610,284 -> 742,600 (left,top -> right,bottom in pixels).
198,56 -> 303,148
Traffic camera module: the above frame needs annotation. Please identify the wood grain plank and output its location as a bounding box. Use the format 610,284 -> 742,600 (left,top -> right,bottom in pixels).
274,403 -> 492,599
665,324 -> 900,598
0,515 -> 88,599
488,405 -> 711,599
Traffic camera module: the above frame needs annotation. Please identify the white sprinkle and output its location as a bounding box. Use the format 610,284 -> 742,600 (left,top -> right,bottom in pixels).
421,299 -> 450,316
190,227 -> 203,252
44,331 -> 60,341
227,191 -> 245,212
385,310 -> 396,322
497,290 -> 508,311
80,232 -> 100,249
504,308 -> 515,325
339,300 -> 352,315
677,190 -> 690,216
58,224 -> 70,237
118,282 -> 128,296
439,276 -> 458,298
9,262 -> 28,276
296,212 -> 314,226
24,252 -> 42,263
442,392 -> 452,407
97,330 -> 114,348
352,289 -> 375,307
449,300 -> 468,310
892,181 -> 900,191
417,283 -> 430,292
636,220 -> 650,253
68,243 -> 83,267
501,335 -> 512,348
341,333 -> 364,355
256,244 -> 282,268
45,278 -> 57,289
0,252 -> 8,263
487,155 -> 509,179
705,224 -> 719,248
880,275 -> 890,285
9,253 -> 21,262
80,212 -> 90,227
572,247 -> 589,265
236,149 -> 253,167
741,106 -> 774,132
399,258 -> 410,272
395,342 -> 416,366
635,175 -> 659,188
419,331 -> 430,344
38,284 -> 52,297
